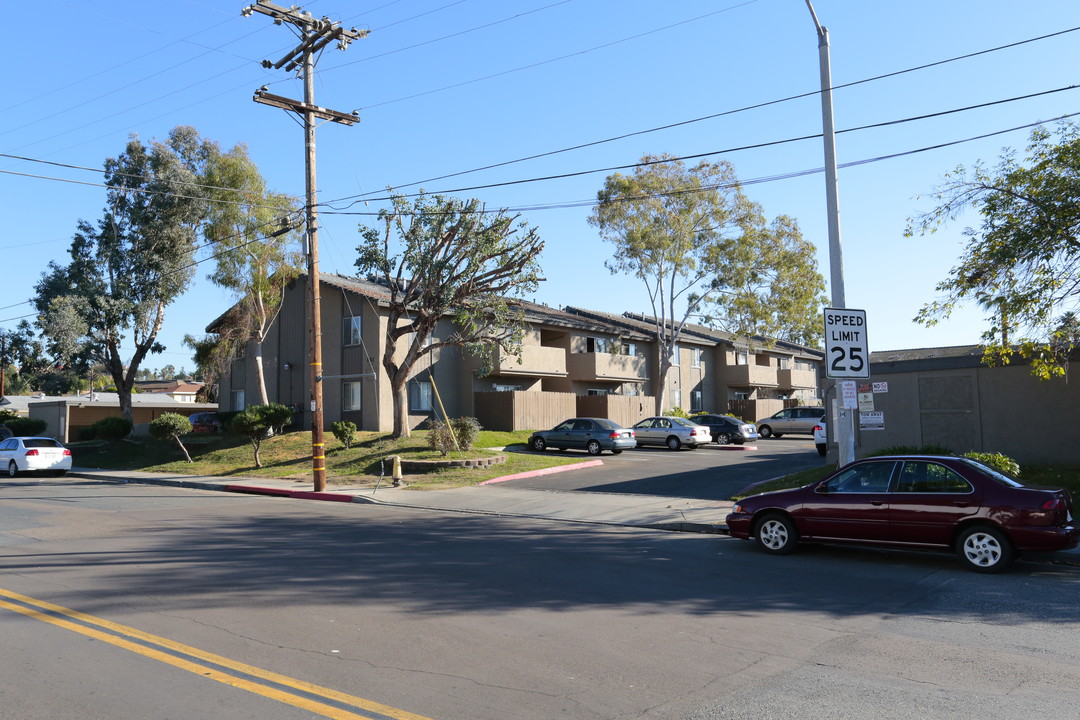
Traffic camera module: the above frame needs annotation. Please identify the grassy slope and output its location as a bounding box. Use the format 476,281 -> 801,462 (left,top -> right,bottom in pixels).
70,429 -> 584,490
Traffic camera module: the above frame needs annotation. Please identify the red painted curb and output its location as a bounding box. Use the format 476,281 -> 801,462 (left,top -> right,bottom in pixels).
479,459 -> 604,485
225,484 -> 356,502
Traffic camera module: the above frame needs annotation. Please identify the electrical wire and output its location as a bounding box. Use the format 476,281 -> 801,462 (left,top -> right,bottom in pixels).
322,24 -> 1080,206
319,85 -> 1080,209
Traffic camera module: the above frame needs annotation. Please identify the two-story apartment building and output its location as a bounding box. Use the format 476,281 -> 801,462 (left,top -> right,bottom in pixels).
214,272 -> 823,432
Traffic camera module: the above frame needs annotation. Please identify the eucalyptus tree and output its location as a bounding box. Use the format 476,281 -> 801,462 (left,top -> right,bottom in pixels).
590,154 -> 825,414
356,193 -> 545,438
202,142 -> 303,404
33,126 -> 213,421
909,122 -> 1080,379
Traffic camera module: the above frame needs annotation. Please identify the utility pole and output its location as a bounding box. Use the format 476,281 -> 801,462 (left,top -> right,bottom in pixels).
244,1 -> 367,491
805,0 -> 856,466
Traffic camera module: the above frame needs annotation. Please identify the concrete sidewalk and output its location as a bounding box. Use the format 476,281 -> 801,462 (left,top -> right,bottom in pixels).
68,467 -> 734,534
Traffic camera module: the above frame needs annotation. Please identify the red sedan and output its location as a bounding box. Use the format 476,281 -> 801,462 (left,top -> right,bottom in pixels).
726,455 -> 1078,572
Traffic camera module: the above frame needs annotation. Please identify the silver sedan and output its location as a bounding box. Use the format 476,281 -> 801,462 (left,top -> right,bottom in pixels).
631,416 -> 711,450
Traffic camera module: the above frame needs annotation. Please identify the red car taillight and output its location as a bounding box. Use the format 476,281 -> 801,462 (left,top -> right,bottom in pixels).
24,449 -> 39,457
1042,498 -> 1068,524
63,449 -> 72,457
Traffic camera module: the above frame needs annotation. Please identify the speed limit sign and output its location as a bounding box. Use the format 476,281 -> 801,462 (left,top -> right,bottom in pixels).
824,308 -> 869,378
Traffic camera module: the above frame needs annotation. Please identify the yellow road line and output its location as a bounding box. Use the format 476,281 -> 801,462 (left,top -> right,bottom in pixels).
0,588 -> 431,720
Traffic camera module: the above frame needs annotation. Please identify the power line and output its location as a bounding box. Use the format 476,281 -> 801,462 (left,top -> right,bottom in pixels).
322,24 -> 1080,206
319,85 -> 1080,209
318,111 -> 1080,216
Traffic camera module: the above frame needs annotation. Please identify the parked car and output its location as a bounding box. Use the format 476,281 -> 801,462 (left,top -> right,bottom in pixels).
688,414 -> 759,445
0,436 -> 73,477
726,455 -> 1079,572
188,412 -> 222,434
754,406 -> 826,438
631,416 -> 711,450
529,418 -> 636,456
813,422 -> 827,456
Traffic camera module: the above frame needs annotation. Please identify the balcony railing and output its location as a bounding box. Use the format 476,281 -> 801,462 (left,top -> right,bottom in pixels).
719,364 -> 779,387
777,367 -> 818,389
490,345 -> 567,377
567,352 -> 648,382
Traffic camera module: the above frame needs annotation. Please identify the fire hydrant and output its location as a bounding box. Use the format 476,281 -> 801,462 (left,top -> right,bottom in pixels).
391,455 -> 403,485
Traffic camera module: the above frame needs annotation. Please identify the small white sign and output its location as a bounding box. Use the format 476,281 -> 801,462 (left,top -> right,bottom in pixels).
824,307 -> 870,378
873,382 -> 888,393
841,380 -> 858,409
860,411 -> 885,431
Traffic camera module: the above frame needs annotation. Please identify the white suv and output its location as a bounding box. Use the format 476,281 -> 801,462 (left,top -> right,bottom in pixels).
755,407 -> 826,438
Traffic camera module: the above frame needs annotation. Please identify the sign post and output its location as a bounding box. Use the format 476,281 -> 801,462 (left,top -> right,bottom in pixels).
823,308 -> 869,466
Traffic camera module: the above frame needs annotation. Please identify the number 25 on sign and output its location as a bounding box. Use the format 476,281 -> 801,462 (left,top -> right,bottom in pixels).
824,308 -> 869,379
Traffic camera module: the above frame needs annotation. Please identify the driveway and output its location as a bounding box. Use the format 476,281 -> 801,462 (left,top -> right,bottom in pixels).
506,436 -> 826,500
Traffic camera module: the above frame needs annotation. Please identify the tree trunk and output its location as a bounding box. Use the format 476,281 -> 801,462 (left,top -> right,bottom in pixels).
653,363 -> 670,415
173,436 -> 193,463
391,379 -> 410,439
253,341 -> 269,405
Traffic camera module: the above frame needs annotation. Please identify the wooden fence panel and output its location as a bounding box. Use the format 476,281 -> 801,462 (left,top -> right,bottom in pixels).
576,395 -> 655,427
473,391 -> 577,431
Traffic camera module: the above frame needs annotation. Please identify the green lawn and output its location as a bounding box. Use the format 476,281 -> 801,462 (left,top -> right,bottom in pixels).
69,429 -> 585,490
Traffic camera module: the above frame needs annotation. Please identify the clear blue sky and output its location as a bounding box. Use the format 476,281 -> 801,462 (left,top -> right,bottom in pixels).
3,0 -> 1079,374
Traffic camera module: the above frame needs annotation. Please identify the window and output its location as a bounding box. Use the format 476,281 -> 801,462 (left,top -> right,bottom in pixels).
690,389 -> 703,412
343,382 -> 362,412
778,357 -> 790,370
623,383 -> 640,397
624,342 -> 639,357
897,462 -> 973,493
343,316 -> 362,346
735,351 -> 748,365
231,389 -> 245,411
691,347 -> 702,368
587,388 -> 610,396
586,336 -> 610,353
409,380 -> 433,411
493,384 -> 522,392
825,462 -> 895,493
669,389 -> 682,409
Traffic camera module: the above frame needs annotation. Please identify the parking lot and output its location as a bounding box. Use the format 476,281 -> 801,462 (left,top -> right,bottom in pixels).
504,436 -> 827,500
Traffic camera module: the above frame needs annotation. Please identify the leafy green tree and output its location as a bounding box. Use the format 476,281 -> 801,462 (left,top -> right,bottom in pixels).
33,126 -> 214,421
203,142 -> 303,405
356,193 -> 544,438
909,122 -> 1080,379
331,420 -> 357,449
590,155 -> 826,413
229,403 -> 292,468
150,413 -> 194,463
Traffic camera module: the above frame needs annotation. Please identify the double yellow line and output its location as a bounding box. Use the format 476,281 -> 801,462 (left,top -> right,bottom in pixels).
0,587 -> 431,720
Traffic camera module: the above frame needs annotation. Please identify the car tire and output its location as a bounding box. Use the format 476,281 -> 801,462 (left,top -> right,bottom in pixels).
957,526 -> 1013,573
816,443 -> 827,457
715,432 -> 731,445
665,436 -> 682,450
755,513 -> 798,555
6,461 -> 17,478
611,449 -> 623,455
586,439 -> 603,456
773,433 -> 784,438
529,436 -> 546,452
53,470 -> 67,477
758,426 -> 773,438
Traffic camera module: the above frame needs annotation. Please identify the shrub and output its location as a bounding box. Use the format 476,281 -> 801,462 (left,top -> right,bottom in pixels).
230,403 -> 292,468
428,417 -> 484,456
6,417 -> 48,437
427,420 -> 456,456
452,417 -> 482,450
867,445 -> 953,457
149,413 -> 194,463
664,406 -> 690,418
90,416 -> 133,441
331,420 -> 357,449
964,451 -> 1021,478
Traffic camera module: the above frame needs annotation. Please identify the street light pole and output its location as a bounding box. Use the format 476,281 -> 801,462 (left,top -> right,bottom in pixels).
806,0 -> 855,465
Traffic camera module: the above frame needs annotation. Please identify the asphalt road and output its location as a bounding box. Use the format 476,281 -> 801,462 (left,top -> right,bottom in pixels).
3,477 -> 1079,720
506,435 -> 827,498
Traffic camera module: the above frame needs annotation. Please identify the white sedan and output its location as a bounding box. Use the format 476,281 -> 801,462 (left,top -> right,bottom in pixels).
0,436 -> 73,477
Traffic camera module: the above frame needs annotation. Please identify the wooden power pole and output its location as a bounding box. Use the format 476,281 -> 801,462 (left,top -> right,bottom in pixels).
244,1 -> 367,491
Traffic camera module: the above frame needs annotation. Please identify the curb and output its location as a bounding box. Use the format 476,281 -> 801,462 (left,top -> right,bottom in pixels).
479,459 -> 604,485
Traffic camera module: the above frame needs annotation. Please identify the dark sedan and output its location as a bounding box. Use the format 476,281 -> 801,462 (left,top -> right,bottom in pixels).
726,455 -> 1078,572
688,413 -> 759,445
528,418 -> 636,456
